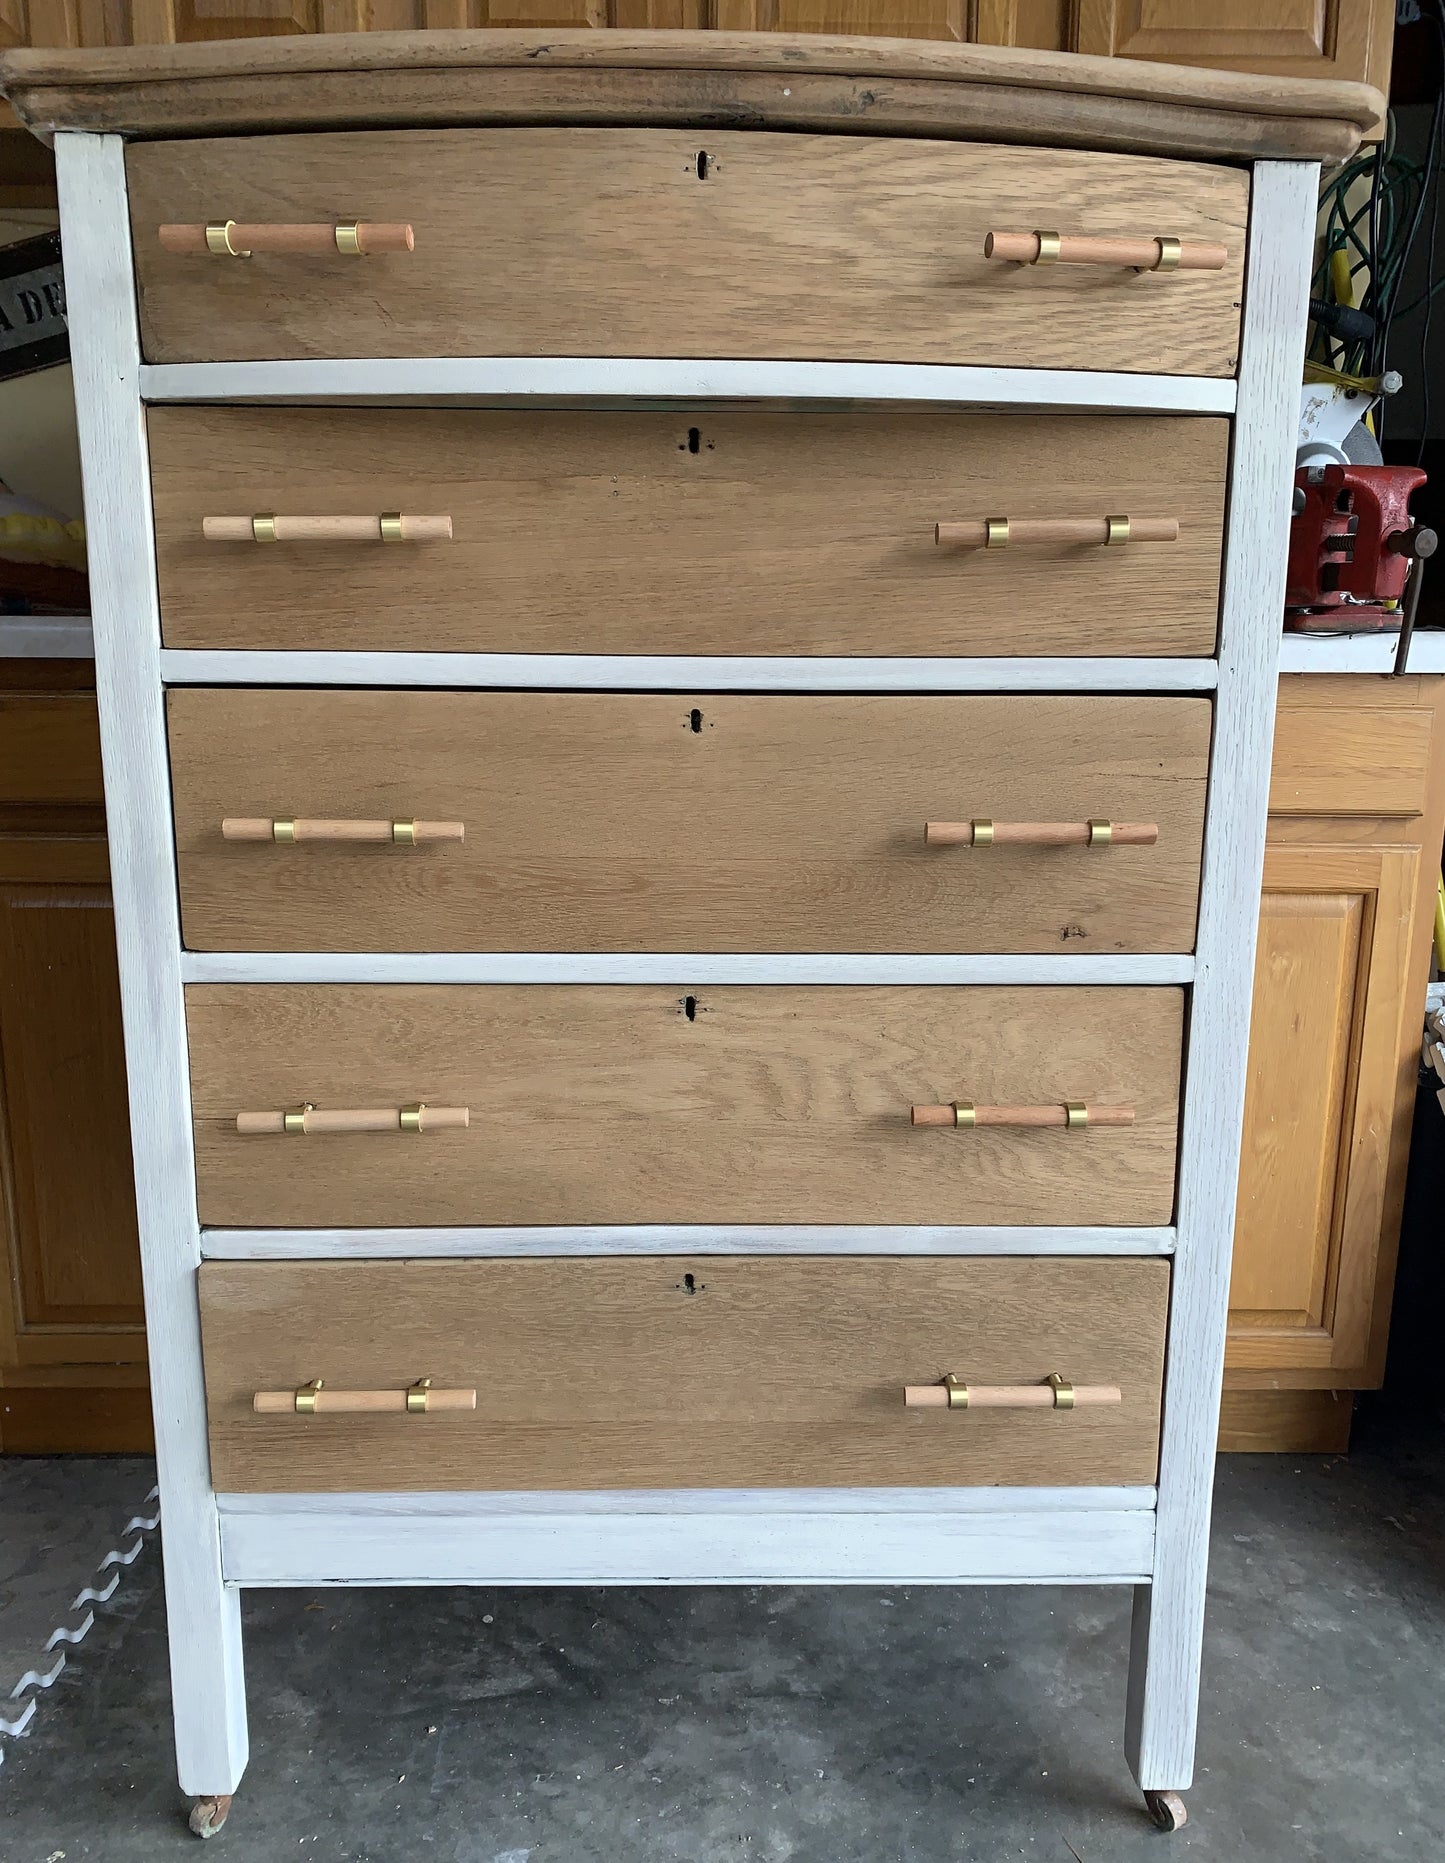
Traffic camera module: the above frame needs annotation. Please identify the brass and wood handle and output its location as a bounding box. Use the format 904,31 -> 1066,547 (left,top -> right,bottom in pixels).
983,230 -> 1227,271
159,221 -> 415,257
254,1379 -> 476,1415
235,1104 -> 470,1135
222,818 -> 464,845
202,515 -> 452,543
924,820 -> 1158,848
935,517 -> 1179,548
905,1374 -> 1121,1409
910,1102 -> 1135,1129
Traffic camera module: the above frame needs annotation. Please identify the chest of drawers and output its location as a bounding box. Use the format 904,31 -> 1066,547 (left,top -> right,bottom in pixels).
0,26 -> 1377,1842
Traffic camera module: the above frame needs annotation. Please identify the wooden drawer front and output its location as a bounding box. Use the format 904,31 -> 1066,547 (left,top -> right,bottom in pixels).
0,694 -> 104,807
199,1256 -> 1170,1492
169,691 -> 1211,956
149,407 -> 1228,658
1270,701 -> 1435,819
127,129 -> 1248,373
186,985 -> 1182,1227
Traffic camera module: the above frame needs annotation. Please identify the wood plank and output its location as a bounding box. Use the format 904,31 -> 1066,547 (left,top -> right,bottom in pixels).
199,1254 -> 1169,1490
149,408 -> 1228,656
0,31 -> 1380,161
1269,704 -> 1434,817
218,1493 -> 1158,1586
185,983 -> 1184,1227
168,691 -> 1210,954
0,1380 -> 154,1454
1217,1387 -> 1352,1453
125,129 -> 1248,373
0,691 -> 103,804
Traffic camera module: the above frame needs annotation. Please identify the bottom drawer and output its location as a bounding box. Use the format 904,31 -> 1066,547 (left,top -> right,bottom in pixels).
199,1256 -> 1169,1492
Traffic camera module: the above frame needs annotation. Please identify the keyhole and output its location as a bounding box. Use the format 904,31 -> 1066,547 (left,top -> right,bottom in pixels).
683,995 -> 697,1021
689,708 -> 703,733
688,427 -> 701,453
678,1272 -> 704,1295
696,151 -> 711,180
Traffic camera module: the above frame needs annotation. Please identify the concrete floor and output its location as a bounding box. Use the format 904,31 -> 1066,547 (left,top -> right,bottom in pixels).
1,1407 -> 1441,1861
0,1457 -> 157,1714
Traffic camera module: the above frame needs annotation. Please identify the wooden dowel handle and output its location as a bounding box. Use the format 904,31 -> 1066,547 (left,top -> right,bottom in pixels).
924,820 -> 1158,847
910,1103 -> 1135,1128
253,1387 -> 476,1414
202,515 -> 452,542
235,1105 -> 469,1135
159,221 -> 415,256
983,231 -> 1227,270
935,517 -> 1179,547
221,818 -> 465,844
904,1383 -> 1122,1408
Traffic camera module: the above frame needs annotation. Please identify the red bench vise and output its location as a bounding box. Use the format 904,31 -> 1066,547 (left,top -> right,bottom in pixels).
1286,463 -> 1436,632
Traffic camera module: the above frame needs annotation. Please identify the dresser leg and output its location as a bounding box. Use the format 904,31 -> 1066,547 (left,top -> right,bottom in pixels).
1123,1581 -> 1199,1799
168,1568 -> 249,1804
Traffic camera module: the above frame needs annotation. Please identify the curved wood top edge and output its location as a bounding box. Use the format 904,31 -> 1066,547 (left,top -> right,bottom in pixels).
0,30 -> 1380,160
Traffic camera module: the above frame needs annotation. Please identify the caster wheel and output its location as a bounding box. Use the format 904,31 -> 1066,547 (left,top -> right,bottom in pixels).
189,1794 -> 234,1839
1144,1789 -> 1187,1833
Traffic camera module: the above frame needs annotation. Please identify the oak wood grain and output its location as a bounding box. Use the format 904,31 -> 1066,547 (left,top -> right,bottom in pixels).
125,128 -> 1248,372
198,1254 -> 1170,1490
185,984 -> 1184,1227
0,31 -> 1381,162
1226,674 -> 1445,1394
168,691 -> 1210,955
149,407 -> 1228,656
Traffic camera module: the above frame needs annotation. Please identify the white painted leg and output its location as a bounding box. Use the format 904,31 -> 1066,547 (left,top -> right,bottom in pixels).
55,129 -> 249,1800
1124,159 -> 1320,1807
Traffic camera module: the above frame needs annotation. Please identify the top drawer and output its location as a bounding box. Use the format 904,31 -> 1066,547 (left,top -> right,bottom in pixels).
126,129 -> 1249,374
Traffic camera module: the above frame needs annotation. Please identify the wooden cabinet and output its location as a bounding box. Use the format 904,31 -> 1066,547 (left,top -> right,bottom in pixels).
0,666 -> 149,1452
1220,676 -> 1445,1453
1074,0 -> 1394,92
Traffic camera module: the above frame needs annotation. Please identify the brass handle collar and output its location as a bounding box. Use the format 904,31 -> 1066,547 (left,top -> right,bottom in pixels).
205,220 -> 251,258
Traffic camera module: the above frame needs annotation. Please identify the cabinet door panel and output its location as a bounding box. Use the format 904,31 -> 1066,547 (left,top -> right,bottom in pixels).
0,843 -> 145,1364
1227,844 -> 1418,1378
714,2 -> 966,34
1074,0 -> 1392,91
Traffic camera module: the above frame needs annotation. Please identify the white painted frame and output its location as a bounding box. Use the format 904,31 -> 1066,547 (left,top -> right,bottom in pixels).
159,650 -> 1220,691
58,120 -> 1315,1816
218,1489 -> 1157,1588
140,355 -> 1237,413
1123,160 -> 1318,1795
182,952 -> 1195,984
201,1223 -> 1177,1259
56,132 -> 248,1799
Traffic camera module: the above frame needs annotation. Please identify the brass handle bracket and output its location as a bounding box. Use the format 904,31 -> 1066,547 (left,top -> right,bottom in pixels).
1046,1373 -> 1076,1410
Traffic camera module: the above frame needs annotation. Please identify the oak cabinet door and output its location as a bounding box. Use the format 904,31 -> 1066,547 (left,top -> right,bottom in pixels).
1227,842 -> 1419,1384
0,686 -> 148,1453
0,842 -> 145,1359
1074,0 -> 1393,93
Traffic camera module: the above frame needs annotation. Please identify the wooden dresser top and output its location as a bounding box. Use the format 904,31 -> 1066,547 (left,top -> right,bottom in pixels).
0,29 -> 1381,164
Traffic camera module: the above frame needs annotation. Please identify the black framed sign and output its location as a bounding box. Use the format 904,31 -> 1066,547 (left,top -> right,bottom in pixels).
0,233 -> 68,383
